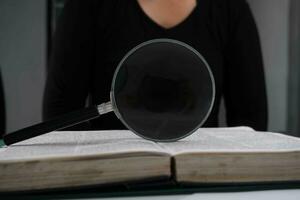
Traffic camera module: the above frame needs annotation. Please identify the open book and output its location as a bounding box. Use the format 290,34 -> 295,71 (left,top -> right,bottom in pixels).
0,127 -> 300,192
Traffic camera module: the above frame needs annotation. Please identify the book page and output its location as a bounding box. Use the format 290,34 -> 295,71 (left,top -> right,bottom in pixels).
0,130 -> 166,161
158,127 -> 300,154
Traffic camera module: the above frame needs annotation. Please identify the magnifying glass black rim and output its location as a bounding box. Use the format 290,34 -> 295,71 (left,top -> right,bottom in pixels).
110,38 -> 216,142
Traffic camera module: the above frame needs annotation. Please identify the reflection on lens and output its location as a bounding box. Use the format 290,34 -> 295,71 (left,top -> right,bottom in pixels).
112,39 -> 215,141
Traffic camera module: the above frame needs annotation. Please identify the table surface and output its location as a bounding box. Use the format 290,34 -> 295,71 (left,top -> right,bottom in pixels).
2,189 -> 300,200
109,190 -> 300,200
77,190 -> 300,200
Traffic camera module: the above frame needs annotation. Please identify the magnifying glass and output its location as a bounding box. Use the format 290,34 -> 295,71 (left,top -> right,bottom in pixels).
3,39 -> 215,145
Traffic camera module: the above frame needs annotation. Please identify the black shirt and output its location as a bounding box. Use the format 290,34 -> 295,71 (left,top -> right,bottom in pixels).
44,0 -> 268,131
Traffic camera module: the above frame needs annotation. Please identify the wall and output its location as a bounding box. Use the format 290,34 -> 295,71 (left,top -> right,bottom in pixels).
0,0 -> 47,133
288,0 -> 300,136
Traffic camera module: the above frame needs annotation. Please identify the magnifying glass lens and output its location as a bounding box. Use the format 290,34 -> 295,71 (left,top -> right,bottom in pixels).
112,40 -> 214,141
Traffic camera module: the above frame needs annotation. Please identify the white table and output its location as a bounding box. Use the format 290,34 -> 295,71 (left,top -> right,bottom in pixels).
68,189 -> 300,200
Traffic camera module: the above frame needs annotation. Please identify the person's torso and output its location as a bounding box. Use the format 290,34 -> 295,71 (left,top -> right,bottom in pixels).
89,0 -> 229,130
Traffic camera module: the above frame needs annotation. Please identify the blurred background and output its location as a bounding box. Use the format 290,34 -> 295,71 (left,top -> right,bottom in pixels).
0,0 -> 299,136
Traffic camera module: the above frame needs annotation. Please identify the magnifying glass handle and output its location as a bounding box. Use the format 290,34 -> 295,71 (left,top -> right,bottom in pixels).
3,102 -> 113,146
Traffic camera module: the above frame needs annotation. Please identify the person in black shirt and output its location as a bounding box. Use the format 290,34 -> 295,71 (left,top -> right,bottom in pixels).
44,0 -> 268,131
